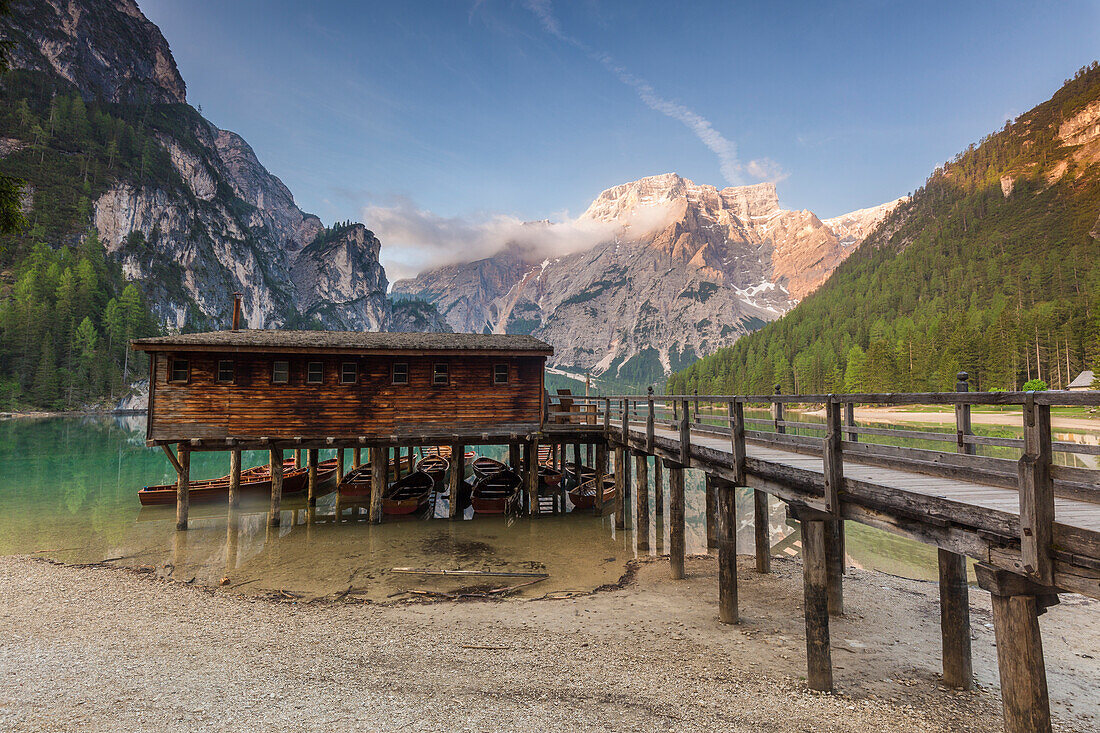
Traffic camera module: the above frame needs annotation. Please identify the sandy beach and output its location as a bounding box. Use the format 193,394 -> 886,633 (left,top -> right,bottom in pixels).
1,554 -> 1096,732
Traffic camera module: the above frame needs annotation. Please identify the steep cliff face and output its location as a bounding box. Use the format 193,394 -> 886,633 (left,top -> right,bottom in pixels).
1,0 -> 399,332
393,174 -> 901,384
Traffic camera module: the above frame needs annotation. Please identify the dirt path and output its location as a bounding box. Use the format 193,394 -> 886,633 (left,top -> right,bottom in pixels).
1,555 -> 1097,732
853,407 -> 1100,433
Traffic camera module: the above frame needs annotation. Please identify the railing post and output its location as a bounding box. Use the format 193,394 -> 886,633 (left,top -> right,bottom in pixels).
678,398 -> 690,467
728,400 -> 746,484
646,386 -> 655,453
1019,393 -> 1054,584
823,398 -> 843,513
603,397 -> 611,432
773,385 -> 785,434
844,402 -> 857,442
693,388 -> 699,421
621,397 -> 629,445
955,372 -> 974,456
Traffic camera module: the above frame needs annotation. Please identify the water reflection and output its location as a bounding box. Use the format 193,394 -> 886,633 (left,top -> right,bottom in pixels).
4,414 -> 1096,597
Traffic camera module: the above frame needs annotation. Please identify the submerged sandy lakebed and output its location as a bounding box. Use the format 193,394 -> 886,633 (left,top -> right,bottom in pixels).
0,554 -> 1097,732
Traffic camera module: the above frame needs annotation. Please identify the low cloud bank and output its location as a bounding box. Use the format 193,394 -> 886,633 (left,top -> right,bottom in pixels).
369,196 -> 677,283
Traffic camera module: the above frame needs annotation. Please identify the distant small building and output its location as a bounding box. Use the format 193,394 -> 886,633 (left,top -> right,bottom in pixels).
131,330 -> 553,446
1068,370 -> 1096,391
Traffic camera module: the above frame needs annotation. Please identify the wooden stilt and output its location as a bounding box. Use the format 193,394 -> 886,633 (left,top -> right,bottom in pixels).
586,443 -> 593,471
268,447 -> 283,527
753,489 -> 770,573
653,458 -> 663,516
717,478 -> 738,624
800,516 -> 832,691
175,444 -> 190,531
976,564 -> 1058,733
527,439 -> 540,515
336,448 -> 345,482
594,443 -> 607,513
634,452 -> 650,551
369,446 -> 385,523
825,519 -> 844,616
353,446 -> 361,468
615,445 -> 630,530
228,449 -> 241,510
938,549 -> 973,690
509,443 -> 521,471
705,473 -> 717,552
668,461 -> 685,580
307,448 -> 319,506
448,442 -> 464,519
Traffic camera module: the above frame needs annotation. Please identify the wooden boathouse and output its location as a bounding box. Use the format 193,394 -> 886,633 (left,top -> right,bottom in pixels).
130,319 -> 1100,731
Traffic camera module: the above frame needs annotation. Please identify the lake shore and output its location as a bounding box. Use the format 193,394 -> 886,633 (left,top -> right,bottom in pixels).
1,554 -> 1096,732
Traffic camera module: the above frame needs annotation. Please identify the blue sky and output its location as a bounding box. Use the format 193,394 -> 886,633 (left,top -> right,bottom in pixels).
140,0 -> 1099,278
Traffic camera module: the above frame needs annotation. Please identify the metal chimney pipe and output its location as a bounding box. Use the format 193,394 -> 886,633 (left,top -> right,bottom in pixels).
231,292 -> 243,331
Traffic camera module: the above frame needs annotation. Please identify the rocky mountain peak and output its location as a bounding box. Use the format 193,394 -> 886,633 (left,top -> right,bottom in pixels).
3,0 -> 187,105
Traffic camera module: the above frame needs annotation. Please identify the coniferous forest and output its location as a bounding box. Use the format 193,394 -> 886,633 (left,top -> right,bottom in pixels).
0,69 -> 162,410
669,63 -> 1100,397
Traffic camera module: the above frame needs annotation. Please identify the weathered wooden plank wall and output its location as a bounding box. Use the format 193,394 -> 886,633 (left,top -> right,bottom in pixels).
150,353 -> 545,441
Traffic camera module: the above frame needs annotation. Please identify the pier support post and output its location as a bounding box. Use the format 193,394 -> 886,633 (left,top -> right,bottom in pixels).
705,473 -> 717,552
615,445 -> 630,530
509,443 -> 521,471
634,452 -> 650,551
753,490 -> 770,573
336,448 -> 345,482
667,460 -> 685,580
527,440 -> 540,515
976,564 -> 1058,733
448,443 -> 464,519
717,478 -> 738,624
825,519 -> 844,616
800,514 -> 833,691
307,448 -> 319,506
653,458 -> 663,516
353,447 -> 361,468
175,444 -> 190,531
228,449 -> 241,510
938,549 -> 973,690
594,443 -> 607,513
268,447 -> 283,527
369,446 -> 386,523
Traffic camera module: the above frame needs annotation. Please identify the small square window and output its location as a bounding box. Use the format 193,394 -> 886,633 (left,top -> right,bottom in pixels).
170,358 -> 189,383
306,361 -> 324,384
272,360 -> 289,384
493,363 -> 509,385
216,360 -> 234,383
433,363 -> 449,386
392,362 -> 409,385
341,362 -> 358,384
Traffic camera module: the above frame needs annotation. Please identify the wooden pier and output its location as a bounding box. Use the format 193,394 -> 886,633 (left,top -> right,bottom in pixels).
542,380 -> 1099,733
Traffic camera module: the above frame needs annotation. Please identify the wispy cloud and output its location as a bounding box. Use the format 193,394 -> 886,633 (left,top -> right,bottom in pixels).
523,0 -> 780,187
368,195 -> 677,283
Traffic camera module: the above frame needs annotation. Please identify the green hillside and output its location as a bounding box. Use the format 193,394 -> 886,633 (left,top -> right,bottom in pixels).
669,63 -> 1100,396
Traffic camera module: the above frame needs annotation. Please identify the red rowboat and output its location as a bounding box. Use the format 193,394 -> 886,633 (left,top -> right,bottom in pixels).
471,470 -> 523,514
568,475 -> 616,510
137,458 -> 338,506
383,471 -> 435,515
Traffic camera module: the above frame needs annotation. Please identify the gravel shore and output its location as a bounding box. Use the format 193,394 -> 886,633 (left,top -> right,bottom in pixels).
1,554 -> 1096,732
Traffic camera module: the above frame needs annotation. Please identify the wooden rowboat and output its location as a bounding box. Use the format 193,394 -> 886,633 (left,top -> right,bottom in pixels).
337,465 -> 373,499
415,455 -> 450,486
383,471 -> 435,515
138,458 -> 338,506
564,461 -> 595,487
538,464 -> 562,489
471,456 -> 508,480
568,475 -> 616,510
471,470 -> 523,514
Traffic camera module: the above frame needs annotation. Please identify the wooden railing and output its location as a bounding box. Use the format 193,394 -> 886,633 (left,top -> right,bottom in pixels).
547,383 -> 1100,586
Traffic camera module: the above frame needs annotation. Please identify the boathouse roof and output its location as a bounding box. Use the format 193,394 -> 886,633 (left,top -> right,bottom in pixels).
131,330 -> 554,356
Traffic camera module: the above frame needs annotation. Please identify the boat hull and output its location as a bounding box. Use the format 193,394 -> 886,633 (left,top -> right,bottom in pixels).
137,459 -> 337,506
568,476 -> 616,510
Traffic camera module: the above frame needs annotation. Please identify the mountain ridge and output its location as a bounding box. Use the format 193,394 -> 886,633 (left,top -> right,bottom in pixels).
393,172 -> 901,386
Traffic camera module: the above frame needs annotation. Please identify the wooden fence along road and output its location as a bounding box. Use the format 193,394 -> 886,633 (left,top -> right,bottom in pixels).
544,375 -> 1100,733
